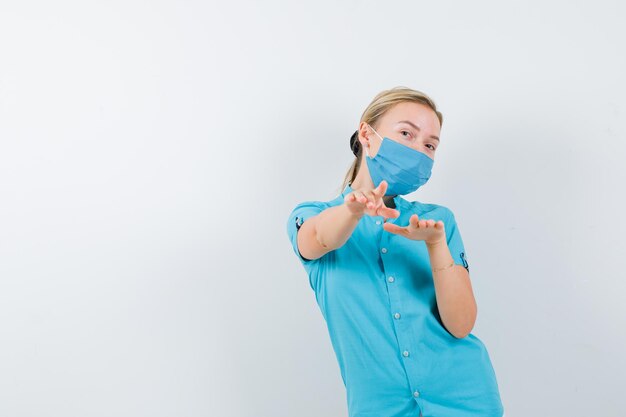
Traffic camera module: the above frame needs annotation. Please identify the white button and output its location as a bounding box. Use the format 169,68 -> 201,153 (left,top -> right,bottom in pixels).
394,313 -> 401,319
381,247 -> 387,253
402,350 -> 410,357
387,276 -> 395,283
375,220 -> 381,225
413,390 -> 420,397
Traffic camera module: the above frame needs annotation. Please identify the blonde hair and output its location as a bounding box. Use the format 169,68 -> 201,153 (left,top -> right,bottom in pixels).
341,86 -> 443,192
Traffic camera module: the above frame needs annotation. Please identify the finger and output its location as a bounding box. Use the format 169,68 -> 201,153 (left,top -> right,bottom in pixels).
352,191 -> 367,205
348,191 -> 366,205
382,223 -> 409,235
374,180 -> 388,198
365,189 -> 377,201
364,190 -> 377,209
378,206 -> 400,219
371,199 -> 384,211
409,214 -> 419,228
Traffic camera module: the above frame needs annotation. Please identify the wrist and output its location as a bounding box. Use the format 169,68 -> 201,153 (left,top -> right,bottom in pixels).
425,236 -> 446,249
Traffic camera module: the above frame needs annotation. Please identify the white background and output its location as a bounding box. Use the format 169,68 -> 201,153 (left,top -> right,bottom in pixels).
1,1 -> 625,416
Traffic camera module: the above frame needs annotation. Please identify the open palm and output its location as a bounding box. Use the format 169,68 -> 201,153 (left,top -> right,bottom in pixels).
383,213 -> 446,245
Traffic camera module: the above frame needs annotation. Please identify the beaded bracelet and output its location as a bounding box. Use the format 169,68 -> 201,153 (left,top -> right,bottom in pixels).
432,261 -> 454,272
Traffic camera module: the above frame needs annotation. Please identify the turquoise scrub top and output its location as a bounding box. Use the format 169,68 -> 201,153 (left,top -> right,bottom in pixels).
286,183 -> 504,417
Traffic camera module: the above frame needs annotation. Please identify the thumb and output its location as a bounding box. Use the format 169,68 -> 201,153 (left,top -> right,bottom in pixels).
376,180 -> 387,197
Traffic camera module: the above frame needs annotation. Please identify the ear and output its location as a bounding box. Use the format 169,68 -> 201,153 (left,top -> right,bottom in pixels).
358,121 -> 372,148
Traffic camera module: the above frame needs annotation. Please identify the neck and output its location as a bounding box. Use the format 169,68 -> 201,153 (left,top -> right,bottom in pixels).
350,166 -> 397,208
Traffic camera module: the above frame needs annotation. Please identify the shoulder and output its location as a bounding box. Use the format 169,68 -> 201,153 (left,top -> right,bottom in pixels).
286,194 -> 344,231
289,193 -> 344,214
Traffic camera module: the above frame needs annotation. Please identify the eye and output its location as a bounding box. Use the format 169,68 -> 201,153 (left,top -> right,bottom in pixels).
400,130 -> 412,139
425,144 -> 436,151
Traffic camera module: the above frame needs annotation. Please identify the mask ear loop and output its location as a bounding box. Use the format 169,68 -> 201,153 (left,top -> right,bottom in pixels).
364,124 -> 384,158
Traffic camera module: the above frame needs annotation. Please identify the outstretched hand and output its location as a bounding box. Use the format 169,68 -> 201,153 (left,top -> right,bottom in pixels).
383,213 -> 446,245
344,180 -> 400,221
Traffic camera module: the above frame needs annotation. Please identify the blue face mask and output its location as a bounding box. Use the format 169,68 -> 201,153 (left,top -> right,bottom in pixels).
364,124 -> 434,196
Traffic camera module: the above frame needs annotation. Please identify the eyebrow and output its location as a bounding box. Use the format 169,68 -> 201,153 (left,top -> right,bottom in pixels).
397,120 -> 440,142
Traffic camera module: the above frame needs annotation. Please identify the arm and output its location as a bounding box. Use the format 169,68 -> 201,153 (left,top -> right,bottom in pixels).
426,238 -> 477,339
296,180 -> 399,261
297,202 -> 363,261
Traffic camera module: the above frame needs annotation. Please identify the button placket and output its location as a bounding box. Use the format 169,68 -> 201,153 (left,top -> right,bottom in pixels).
380,201 -> 424,403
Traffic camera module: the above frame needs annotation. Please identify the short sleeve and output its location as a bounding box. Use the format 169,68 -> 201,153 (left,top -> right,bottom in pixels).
445,208 -> 470,273
285,200 -> 328,268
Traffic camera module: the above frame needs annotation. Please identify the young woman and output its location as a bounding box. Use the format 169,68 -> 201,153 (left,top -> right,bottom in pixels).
286,87 -> 504,417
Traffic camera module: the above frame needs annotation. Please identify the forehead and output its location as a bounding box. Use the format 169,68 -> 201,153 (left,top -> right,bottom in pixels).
380,101 -> 440,131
